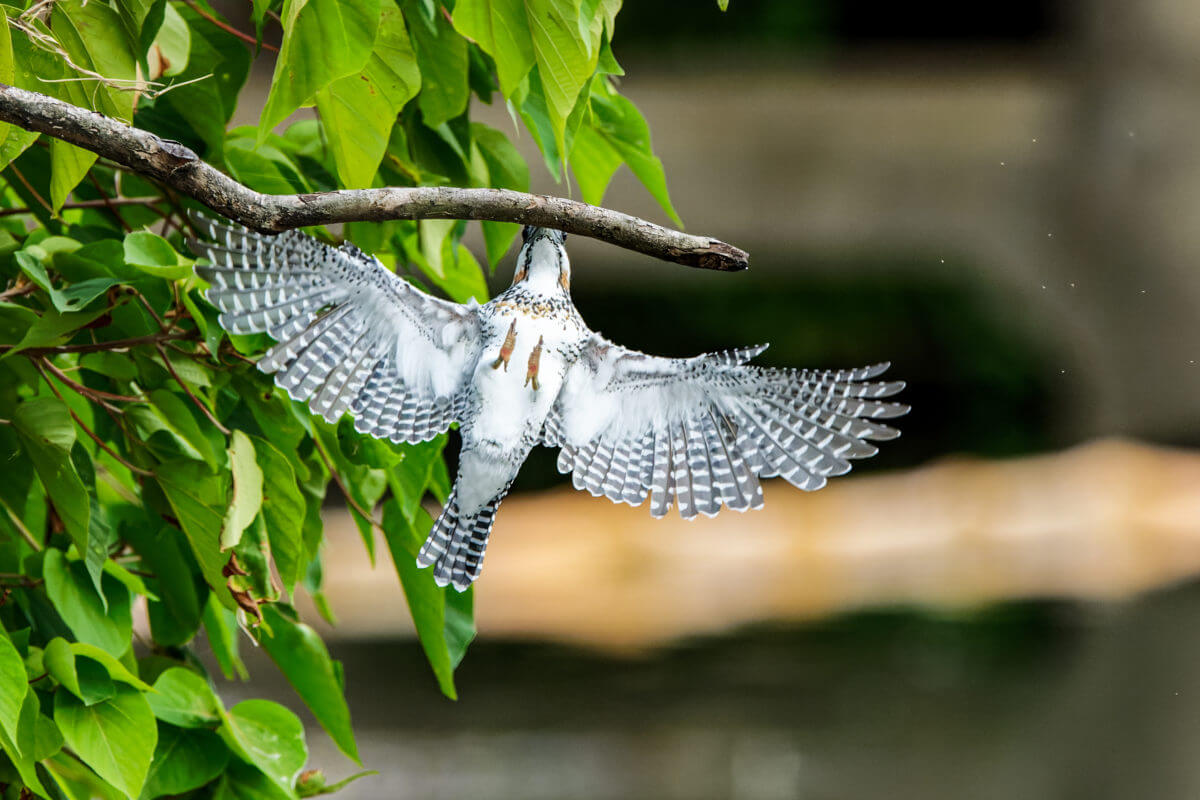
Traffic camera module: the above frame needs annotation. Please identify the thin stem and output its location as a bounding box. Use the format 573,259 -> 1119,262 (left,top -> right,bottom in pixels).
6,163 -> 51,214
313,436 -> 385,531
37,357 -> 143,403
33,360 -> 154,476
0,497 -> 41,552
0,328 -> 195,355
184,0 -> 279,52
0,281 -> 34,300
156,342 -> 230,435
84,171 -> 133,232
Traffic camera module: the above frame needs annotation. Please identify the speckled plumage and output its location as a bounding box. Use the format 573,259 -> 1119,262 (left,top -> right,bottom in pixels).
190,216 -> 908,591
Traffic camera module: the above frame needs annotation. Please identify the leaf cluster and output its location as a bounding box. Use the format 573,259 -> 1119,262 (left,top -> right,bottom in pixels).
0,0 -> 680,798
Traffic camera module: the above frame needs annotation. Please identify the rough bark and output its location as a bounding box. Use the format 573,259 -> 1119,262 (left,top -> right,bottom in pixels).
0,83 -> 749,271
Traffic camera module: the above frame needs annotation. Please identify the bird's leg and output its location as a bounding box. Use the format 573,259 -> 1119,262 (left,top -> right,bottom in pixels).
491,318 -> 517,371
525,335 -> 544,391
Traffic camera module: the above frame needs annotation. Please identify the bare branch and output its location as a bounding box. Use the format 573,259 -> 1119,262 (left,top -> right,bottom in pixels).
0,83 -> 749,271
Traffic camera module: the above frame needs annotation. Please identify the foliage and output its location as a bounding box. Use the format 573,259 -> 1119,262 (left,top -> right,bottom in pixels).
0,0 -> 678,797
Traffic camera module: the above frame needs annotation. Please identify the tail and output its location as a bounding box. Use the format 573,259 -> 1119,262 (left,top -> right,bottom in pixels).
416,485 -> 509,591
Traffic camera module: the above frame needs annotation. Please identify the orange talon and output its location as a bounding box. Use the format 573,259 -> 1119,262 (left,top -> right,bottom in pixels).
525,335 -> 544,391
491,318 -> 517,371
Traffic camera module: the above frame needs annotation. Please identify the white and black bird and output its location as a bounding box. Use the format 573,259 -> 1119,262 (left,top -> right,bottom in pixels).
189,216 -> 908,591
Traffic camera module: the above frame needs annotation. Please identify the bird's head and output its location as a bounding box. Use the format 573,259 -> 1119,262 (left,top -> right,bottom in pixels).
511,226 -> 570,292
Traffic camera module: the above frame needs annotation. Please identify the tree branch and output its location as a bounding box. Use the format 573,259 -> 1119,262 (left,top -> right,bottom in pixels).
0,83 -> 749,271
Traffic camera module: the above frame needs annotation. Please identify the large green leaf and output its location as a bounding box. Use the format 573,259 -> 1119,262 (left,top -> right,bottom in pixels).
452,0 -> 535,96
147,389 -> 218,468
155,460 -> 232,605
0,630 -> 26,751
42,550 -> 132,657
143,725 -> 229,799
12,398 -> 90,558
260,0 -> 382,137
381,501 -> 474,700
147,667 -> 223,728
43,638 -> 152,705
54,686 -> 157,799
213,759 -> 296,800
221,431 -> 263,550
404,0 -> 470,126
258,605 -> 358,764
583,80 -> 682,225
317,4 -> 421,189
219,700 -> 307,795
123,523 -> 204,647
525,0 -> 597,158
253,436 -> 306,592
124,231 -> 193,281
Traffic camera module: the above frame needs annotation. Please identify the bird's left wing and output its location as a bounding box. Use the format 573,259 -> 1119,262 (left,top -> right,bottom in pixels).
189,215 -> 481,443
544,337 -> 907,518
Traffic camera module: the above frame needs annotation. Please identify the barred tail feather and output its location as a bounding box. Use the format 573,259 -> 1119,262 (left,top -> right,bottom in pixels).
417,485 -> 508,592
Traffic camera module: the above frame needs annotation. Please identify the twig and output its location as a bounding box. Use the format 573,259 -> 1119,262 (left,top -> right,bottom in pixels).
0,329 -> 196,355
156,342 -> 230,435
0,83 -> 749,271
313,437 -> 385,531
37,357 -> 143,403
34,360 -> 153,476
6,163 -> 51,214
0,497 -> 40,552
183,0 -> 279,52
0,282 -> 36,300
0,196 -> 165,217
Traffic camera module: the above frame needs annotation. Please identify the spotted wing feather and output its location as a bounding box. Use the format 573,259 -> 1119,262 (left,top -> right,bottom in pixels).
189,214 -> 481,444
545,337 -> 907,519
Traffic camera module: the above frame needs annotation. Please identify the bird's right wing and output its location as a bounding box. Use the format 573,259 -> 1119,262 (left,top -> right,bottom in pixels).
544,337 -> 907,518
189,214 -> 481,444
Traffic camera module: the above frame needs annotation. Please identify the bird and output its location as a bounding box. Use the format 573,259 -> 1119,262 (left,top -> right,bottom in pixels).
188,215 -> 909,592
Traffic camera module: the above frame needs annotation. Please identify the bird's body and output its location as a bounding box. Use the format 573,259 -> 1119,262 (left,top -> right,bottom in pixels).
190,217 -> 908,591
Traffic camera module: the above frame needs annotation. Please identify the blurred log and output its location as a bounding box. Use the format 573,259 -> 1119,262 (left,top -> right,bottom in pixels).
305,439 -> 1200,650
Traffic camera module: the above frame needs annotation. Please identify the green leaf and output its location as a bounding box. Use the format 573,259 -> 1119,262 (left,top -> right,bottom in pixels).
568,121 -> 622,206
155,460 -> 232,605
42,551 -> 133,657
404,0 -> 470,126
253,436 -> 306,592
44,637 -> 114,705
143,725 -> 229,799
202,594 -> 248,681
585,82 -> 682,226
123,523 -> 203,647
258,606 -> 358,764
452,0 -> 535,96
3,304 -> 111,356
317,4 -> 421,189
16,251 -> 117,312
0,630 -> 27,750
381,501 -> 473,699
260,0 -> 382,137
718,0 -> 729,9
54,685 -> 157,799
471,123 -> 529,266
47,638 -> 154,695
525,0 -> 598,159
124,231 -> 193,280
219,700 -> 307,795
151,2 -> 191,77
147,667 -> 222,728
224,136 -> 313,195
222,431 -> 263,551
147,388 -> 218,468
12,398 -> 90,558
214,759 -> 296,800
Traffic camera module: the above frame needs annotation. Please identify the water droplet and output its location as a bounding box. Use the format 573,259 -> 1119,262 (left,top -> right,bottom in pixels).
1069,282 -> 1076,288
1032,138 -> 1038,143
1000,161 -> 1006,166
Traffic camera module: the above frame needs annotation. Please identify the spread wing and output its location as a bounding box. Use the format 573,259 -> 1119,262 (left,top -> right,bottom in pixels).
189,214 -> 481,444
544,338 -> 907,518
